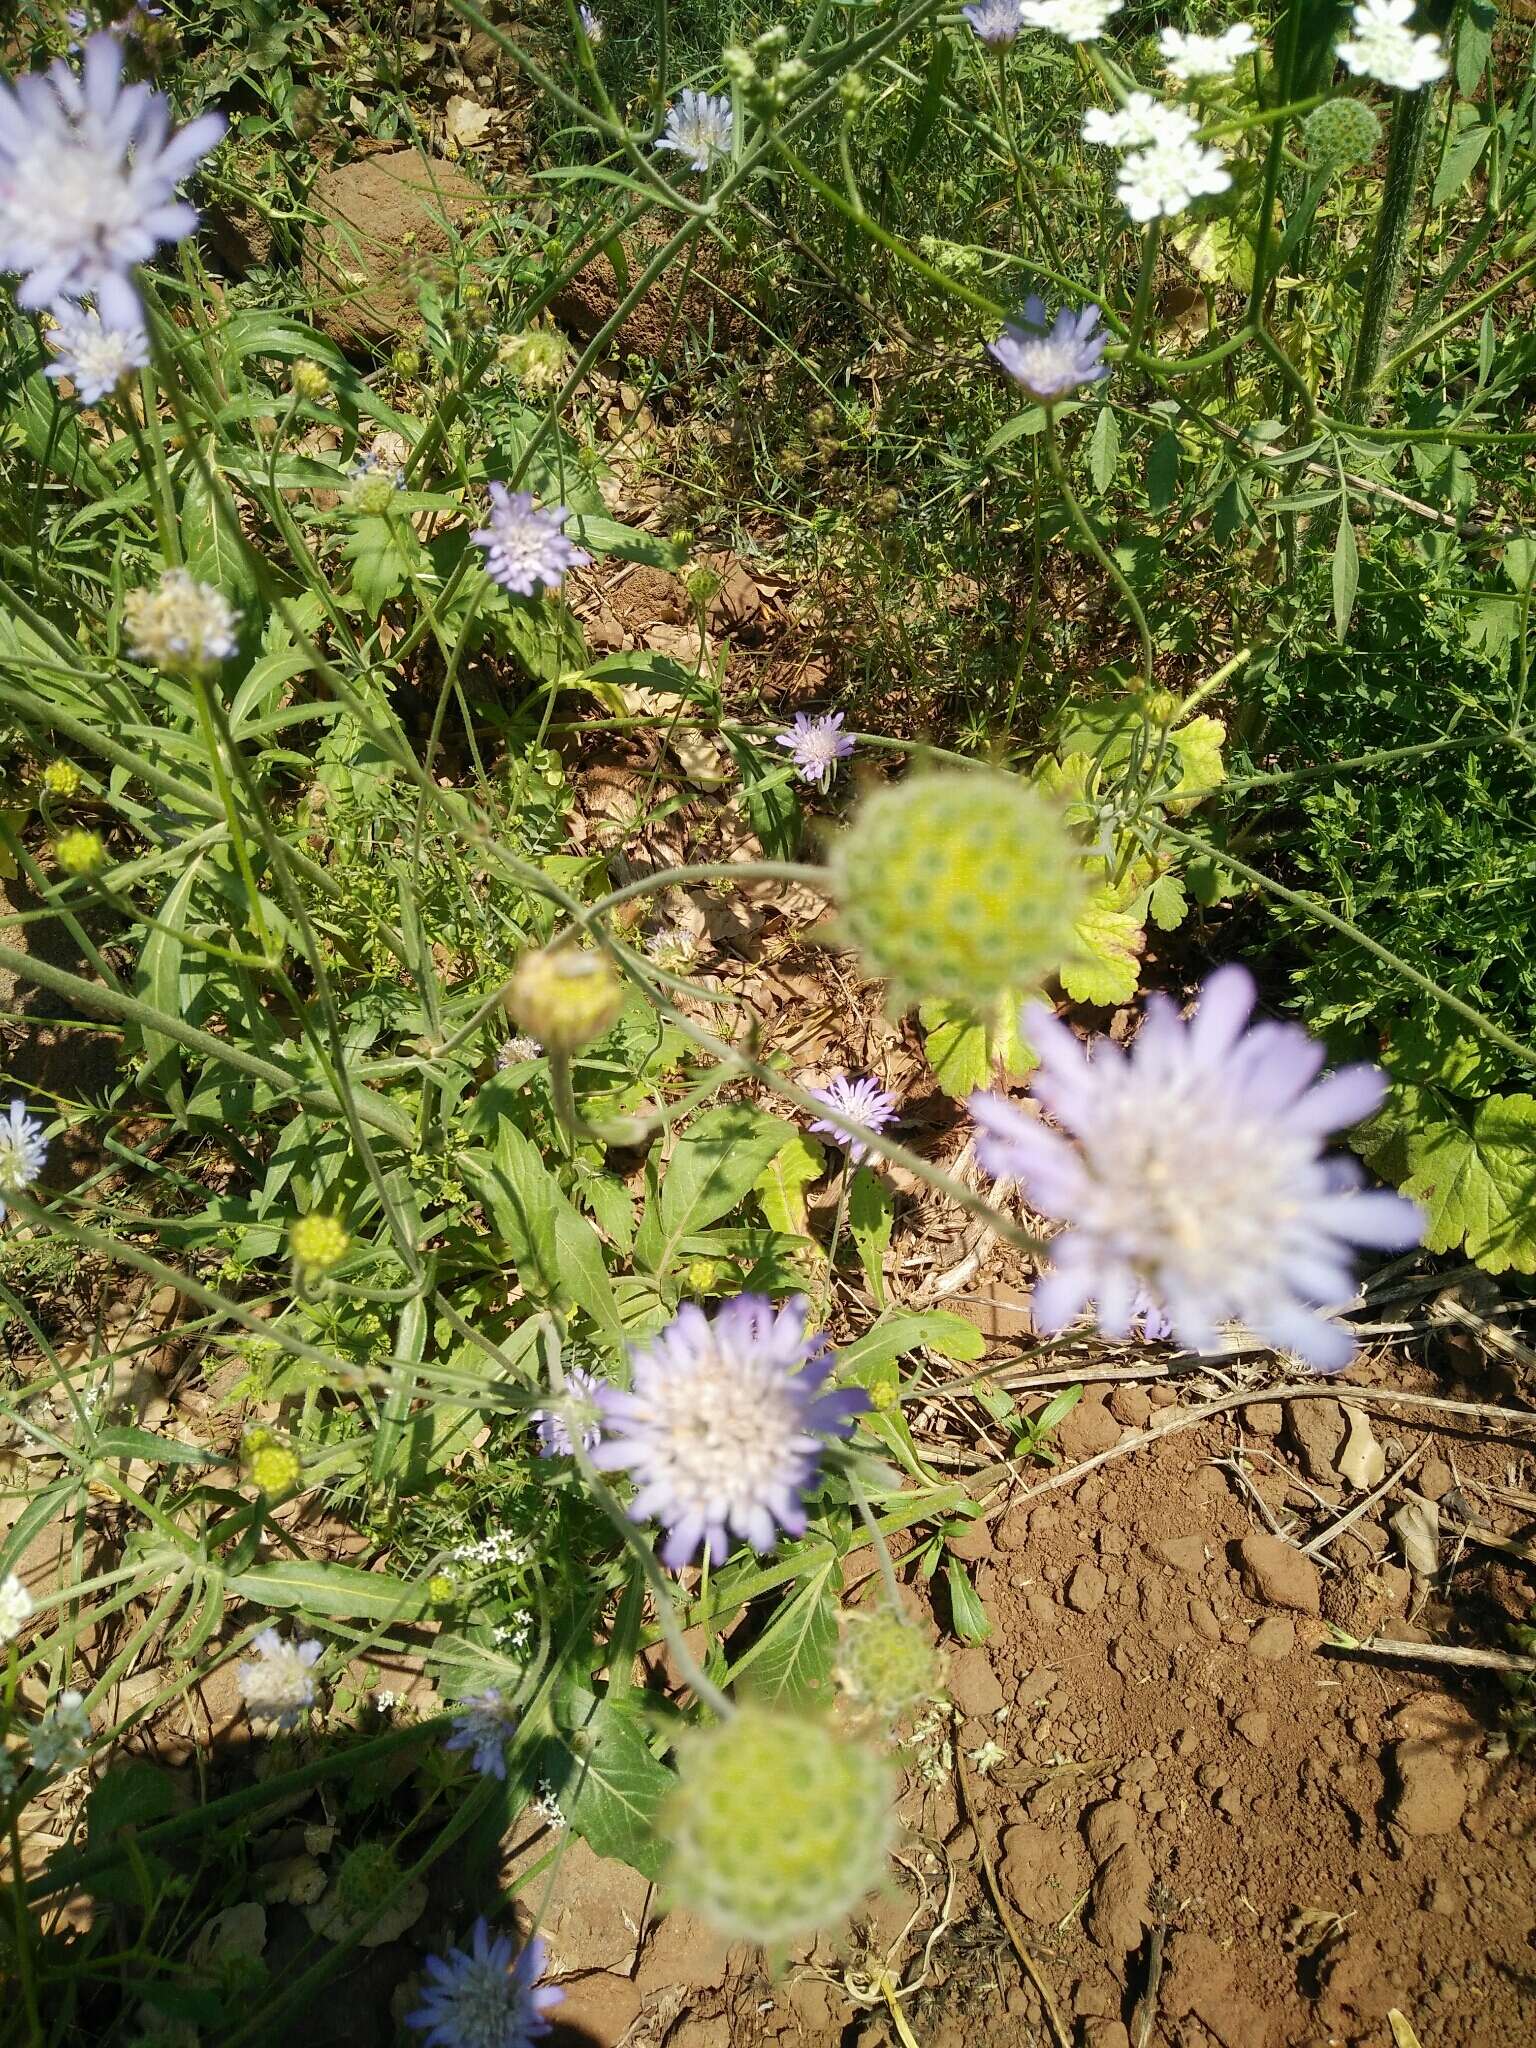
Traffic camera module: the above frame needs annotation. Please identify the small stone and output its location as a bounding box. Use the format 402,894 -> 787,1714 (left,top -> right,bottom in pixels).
1055,1396 -> 1122,1461
1065,1561 -> 1107,1613
1187,1598 -> 1222,1643
1108,1386 -> 1153,1429
1235,1532 -> 1321,1616
1086,1843 -> 1154,1953
1390,1739 -> 1467,1836
1233,1711 -> 1270,1746
1148,1383 -> 1178,1409
1154,1536 -> 1207,1576
1247,1617 -> 1296,1661
946,1516 -> 996,1562
1285,1397 -> 1345,1483
949,1647 -> 1005,1719
997,1502 -> 1036,1551
1417,1455 -> 1455,1501
1082,2024 -> 1131,2048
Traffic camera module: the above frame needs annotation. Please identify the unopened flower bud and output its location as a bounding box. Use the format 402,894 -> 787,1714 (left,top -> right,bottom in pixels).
54,828 -> 106,876
41,760 -> 81,799
290,1212 -> 350,1276
244,1430 -> 302,1502
504,948 -> 622,1055
427,1573 -> 458,1607
838,1609 -> 938,1722
290,359 -> 330,402
351,473 -> 398,516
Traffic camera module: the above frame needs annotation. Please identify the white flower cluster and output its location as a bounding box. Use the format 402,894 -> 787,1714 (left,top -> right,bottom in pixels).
1082,97 -> 1232,222
449,1529 -> 532,1569
1337,0 -> 1447,91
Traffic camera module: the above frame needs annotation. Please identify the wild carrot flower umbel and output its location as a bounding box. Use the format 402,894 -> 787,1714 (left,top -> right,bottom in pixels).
236,1628 -> 323,1728
1159,23 -> 1257,82
44,297 -> 149,402
407,1923 -> 562,2048
1081,92 -> 1175,149
655,90 -> 733,173
444,1689 -> 518,1779
775,710 -> 854,791
969,966 -> 1423,1373
1336,0 -> 1447,91
1018,0 -> 1122,43
1116,131 -> 1233,221
806,1073 -> 899,1166
0,32 -> 224,314
988,298 -> 1109,405
591,1295 -> 865,1567
0,1572 -> 33,1643
0,1099 -> 48,1222
31,1689 -> 91,1774
471,484 -> 590,597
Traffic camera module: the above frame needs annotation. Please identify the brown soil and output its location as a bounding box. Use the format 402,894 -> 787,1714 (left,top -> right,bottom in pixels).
300,149 -> 484,348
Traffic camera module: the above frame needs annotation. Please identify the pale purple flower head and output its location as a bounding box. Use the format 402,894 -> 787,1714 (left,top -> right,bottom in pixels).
655,89 -> 733,173
969,967 -> 1423,1375
578,5 -> 604,43
591,1295 -> 866,1568
989,297 -> 1110,405
530,1363 -> 603,1458
45,295 -> 149,402
471,484 -> 590,597
963,0 -> 1025,45
806,1073 -> 899,1167
444,1688 -> 517,1780
0,1099 -> 49,1223
0,33 -> 224,314
775,710 -> 854,792
407,1921 -> 563,2048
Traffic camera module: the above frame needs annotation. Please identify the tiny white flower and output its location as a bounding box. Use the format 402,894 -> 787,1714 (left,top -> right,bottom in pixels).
31,1689 -> 91,1774
0,1573 -> 34,1643
1018,0 -> 1122,44
1116,132 -> 1233,221
1082,92 -> 1190,150
237,1627 -> 323,1729
1159,23 -> 1258,83
1336,0 -> 1447,91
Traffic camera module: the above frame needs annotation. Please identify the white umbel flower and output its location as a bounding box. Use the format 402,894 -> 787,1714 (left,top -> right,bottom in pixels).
123,567 -> 240,672
0,1573 -> 33,1643
1336,0 -> 1447,91
1116,132 -> 1232,220
1018,0 -> 1122,43
1159,23 -> 1258,82
45,297 -> 150,403
1082,93 -> 1190,150
237,1627 -> 323,1729
0,33 -> 224,313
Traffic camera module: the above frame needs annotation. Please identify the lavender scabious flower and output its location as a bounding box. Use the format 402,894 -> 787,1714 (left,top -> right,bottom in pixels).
444,1689 -> 518,1780
407,1922 -> 563,2048
578,5 -> 604,43
806,1073 -> 899,1167
44,296 -> 149,402
775,710 -> 854,792
969,967 -> 1423,1374
591,1295 -> 866,1568
530,1363 -> 603,1458
237,1628 -> 323,1729
0,1099 -> 49,1223
0,33 -> 224,314
471,484 -> 591,597
655,90 -> 733,173
963,0 -> 1025,45
988,297 -> 1109,405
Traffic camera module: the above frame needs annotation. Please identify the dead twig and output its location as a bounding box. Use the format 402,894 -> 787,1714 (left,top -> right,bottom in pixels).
1303,1443 -> 1427,1559
1322,1634 -> 1536,1675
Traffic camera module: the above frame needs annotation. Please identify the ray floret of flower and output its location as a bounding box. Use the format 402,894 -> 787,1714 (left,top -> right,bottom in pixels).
1018,0 -> 1122,44
578,6 -> 603,44
0,1099 -> 49,1224
1159,23 -> 1258,82
988,297 -> 1110,405
0,33 -> 224,314
1116,131 -> 1232,221
471,484 -> 591,597
963,0 -> 1025,46
531,1363 -> 604,1458
44,296 -> 149,402
237,1628 -> 323,1728
806,1073 -> 899,1167
655,90 -> 733,173
1081,92 -> 1188,150
1336,0 -> 1447,91
775,710 -> 854,791
0,1571 -> 34,1643
968,966 -> 1424,1374
407,1922 -> 562,2048
444,1689 -> 518,1779
591,1295 -> 866,1568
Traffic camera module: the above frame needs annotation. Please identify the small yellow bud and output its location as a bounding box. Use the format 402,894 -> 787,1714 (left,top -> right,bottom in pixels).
41,760 -> 81,799
54,828 -> 106,876
504,948 -> 623,1056
289,1212 -> 350,1275
391,342 -> 424,381
290,359 -> 331,403
427,1574 -> 457,1607
868,1380 -> 897,1413
351,473 -> 398,516
246,1437 -> 302,1502
685,1257 -> 726,1295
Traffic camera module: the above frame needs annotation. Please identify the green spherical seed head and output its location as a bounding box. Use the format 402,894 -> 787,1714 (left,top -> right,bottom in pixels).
334,1842 -> 403,1917
662,1709 -> 894,1947
831,773 -> 1085,1007
505,947 -> 623,1054
1304,99 -> 1381,175
351,474 -> 397,516
839,1610 -> 938,1723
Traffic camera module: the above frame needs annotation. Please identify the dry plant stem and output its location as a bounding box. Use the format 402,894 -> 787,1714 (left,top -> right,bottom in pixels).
1324,1637 -> 1536,1677
956,1754 -> 1072,2048
1303,1442 -> 1426,1559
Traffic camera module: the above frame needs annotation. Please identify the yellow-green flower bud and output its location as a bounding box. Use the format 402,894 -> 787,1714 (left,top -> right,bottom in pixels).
504,948 -> 622,1055
290,360 -> 331,403
868,1380 -> 897,1413
41,760 -> 81,799
663,1709 -> 894,1946
290,1212 -> 350,1275
831,772 -> 1086,1008
54,828 -> 106,876
838,1609 -> 938,1723
391,341 -> 424,381
351,473 -> 398,516
497,327 -> 571,397
245,1435 -> 302,1502
427,1574 -> 458,1607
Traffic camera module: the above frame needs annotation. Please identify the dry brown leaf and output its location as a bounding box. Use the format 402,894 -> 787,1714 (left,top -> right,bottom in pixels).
1391,1496 -> 1440,1580
443,95 -> 492,154
1336,1404 -> 1386,1490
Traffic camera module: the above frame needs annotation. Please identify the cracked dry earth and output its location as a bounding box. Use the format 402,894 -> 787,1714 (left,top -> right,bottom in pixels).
528,1365 -> 1535,2048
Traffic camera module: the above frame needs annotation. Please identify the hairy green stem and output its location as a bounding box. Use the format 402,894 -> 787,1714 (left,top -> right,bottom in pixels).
1345,83 -> 1437,414
1043,418 -> 1154,686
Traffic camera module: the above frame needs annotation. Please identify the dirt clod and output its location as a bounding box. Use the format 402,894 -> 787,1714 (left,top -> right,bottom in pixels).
1085,1842 -> 1153,1954
1066,1561 -> 1108,1612
1235,1531 -> 1322,1616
